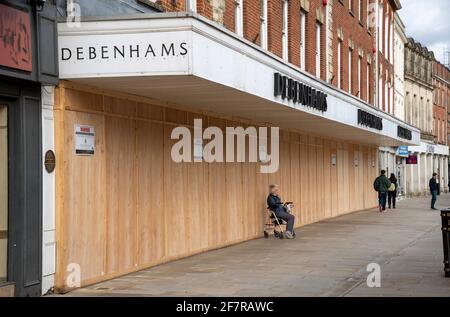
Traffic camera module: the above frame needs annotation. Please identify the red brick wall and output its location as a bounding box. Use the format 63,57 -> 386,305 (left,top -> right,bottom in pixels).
243,0 -> 260,45
157,0 -> 401,109
433,60 -> 450,145
332,0 -> 374,103
268,0 -> 283,58
158,0 -> 185,11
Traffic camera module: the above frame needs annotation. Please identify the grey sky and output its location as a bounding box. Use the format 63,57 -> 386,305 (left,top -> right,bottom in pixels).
398,0 -> 450,64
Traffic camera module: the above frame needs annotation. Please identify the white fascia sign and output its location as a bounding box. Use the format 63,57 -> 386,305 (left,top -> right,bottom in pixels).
59,30 -> 191,78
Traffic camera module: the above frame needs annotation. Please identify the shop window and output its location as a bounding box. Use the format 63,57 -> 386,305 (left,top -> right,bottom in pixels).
0,105 -> 7,284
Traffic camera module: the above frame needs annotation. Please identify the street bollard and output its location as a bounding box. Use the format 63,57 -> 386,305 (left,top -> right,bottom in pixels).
441,209 -> 450,278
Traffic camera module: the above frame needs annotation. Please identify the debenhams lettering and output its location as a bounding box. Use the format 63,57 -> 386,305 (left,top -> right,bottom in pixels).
357,109 -> 383,131
61,42 -> 188,61
274,73 -> 328,112
397,125 -> 412,141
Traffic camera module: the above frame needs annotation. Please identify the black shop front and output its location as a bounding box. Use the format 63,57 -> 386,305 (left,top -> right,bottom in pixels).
0,0 -> 58,296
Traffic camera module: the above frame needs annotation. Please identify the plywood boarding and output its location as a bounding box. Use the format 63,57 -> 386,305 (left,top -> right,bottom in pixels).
55,84 -> 379,290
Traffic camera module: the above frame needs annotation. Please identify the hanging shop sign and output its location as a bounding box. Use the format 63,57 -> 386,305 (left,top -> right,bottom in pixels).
0,4 -> 32,72
74,125 -> 95,155
274,73 -> 328,112
59,31 -> 189,78
357,109 -> 383,131
397,126 -> 412,141
396,145 -> 409,157
406,155 -> 418,165
44,150 -> 56,173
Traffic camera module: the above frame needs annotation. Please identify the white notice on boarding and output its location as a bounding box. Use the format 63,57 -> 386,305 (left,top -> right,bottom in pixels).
75,124 -> 95,155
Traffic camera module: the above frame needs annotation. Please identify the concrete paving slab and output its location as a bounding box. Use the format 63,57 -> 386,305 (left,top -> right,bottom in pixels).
58,195 -> 450,297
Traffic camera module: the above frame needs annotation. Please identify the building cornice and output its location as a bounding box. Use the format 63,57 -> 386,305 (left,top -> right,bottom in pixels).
389,0 -> 402,11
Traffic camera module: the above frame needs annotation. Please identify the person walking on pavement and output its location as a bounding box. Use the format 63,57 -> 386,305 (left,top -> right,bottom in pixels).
429,173 -> 439,210
374,170 -> 391,212
388,173 -> 398,209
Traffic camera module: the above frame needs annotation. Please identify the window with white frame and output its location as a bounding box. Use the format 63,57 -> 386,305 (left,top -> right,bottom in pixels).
337,40 -> 342,89
389,84 -> 395,114
282,0 -> 289,60
358,56 -> 362,98
378,5 -> 383,53
186,0 -> 197,12
235,0 -> 243,37
378,77 -> 382,108
437,118 -> 440,142
358,0 -> 362,21
348,48 -> 353,94
389,21 -> 393,63
316,23 -> 321,78
300,11 -> 306,70
366,0 -> 370,29
385,80 -> 388,112
260,0 -> 268,49
384,13 -> 388,57
366,62 -> 370,102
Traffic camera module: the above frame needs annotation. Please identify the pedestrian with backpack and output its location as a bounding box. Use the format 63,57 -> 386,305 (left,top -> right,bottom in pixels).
388,173 -> 397,209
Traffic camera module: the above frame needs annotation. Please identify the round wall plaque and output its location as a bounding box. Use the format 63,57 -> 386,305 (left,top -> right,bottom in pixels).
44,150 -> 56,173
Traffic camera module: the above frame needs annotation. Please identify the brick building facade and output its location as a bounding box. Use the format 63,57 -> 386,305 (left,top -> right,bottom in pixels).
157,0 -> 400,112
376,0 -> 399,115
433,60 -> 450,145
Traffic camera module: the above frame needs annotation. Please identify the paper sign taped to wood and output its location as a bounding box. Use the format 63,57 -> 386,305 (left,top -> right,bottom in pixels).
75,124 -> 95,155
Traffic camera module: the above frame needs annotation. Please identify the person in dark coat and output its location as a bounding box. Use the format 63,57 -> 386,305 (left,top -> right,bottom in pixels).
388,173 -> 398,209
267,184 -> 295,239
373,170 -> 391,212
429,173 -> 439,210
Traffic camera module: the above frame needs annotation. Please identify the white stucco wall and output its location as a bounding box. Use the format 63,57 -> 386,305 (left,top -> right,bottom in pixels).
41,86 -> 56,294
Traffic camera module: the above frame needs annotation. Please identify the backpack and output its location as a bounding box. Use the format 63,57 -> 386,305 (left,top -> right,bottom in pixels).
373,177 -> 380,191
388,183 -> 396,192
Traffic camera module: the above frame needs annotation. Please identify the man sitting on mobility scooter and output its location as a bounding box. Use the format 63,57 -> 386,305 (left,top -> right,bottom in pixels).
267,184 -> 295,239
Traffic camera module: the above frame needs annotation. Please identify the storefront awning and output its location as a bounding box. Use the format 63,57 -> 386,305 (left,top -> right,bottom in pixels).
58,12 -> 420,147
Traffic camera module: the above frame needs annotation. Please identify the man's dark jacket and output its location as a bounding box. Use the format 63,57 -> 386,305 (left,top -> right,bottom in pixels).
373,175 -> 391,192
267,194 -> 285,214
429,178 -> 438,192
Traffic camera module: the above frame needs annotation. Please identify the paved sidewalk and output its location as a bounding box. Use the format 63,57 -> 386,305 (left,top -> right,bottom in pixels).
63,195 -> 450,297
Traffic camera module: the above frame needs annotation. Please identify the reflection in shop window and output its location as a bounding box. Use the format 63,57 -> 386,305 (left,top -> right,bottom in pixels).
0,105 -> 7,284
